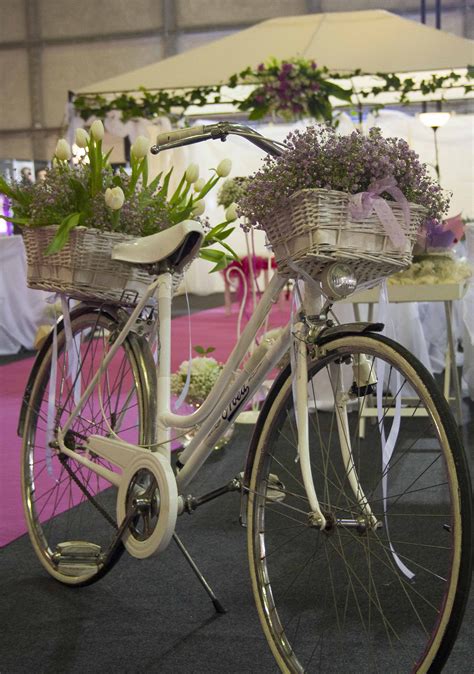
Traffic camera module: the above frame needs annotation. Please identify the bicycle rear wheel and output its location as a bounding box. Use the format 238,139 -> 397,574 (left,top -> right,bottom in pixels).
21,305 -> 155,585
247,332 -> 472,673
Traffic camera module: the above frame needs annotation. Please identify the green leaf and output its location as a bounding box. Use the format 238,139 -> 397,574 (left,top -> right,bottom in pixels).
169,173 -> 187,205
103,147 -> 114,164
0,176 -> 29,205
2,215 -> 32,225
213,238 -> 240,261
318,97 -> 333,122
147,170 -> 163,193
203,226 -> 235,247
248,107 -> 268,121
324,81 -> 353,102
45,212 -> 81,254
193,345 -> 216,354
157,167 -> 173,199
213,227 -> 234,242
209,257 -> 231,273
195,175 -> 219,201
204,220 -> 231,239
199,248 -> 226,263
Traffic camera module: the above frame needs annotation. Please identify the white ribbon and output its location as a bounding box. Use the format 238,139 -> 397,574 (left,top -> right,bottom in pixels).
60,296 -> 81,406
46,315 -> 58,479
376,281 -> 414,580
173,284 -> 193,410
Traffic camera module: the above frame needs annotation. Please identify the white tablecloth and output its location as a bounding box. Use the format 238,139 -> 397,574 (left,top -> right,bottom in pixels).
0,235 -> 51,355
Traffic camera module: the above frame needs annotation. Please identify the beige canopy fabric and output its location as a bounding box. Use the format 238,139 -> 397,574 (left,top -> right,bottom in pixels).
77,10 -> 474,95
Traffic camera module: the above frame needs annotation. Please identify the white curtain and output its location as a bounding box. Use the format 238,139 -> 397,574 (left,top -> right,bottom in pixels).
0,236 -> 51,355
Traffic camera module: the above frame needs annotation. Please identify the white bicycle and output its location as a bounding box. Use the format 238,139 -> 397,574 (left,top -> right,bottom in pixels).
19,123 -> 472,673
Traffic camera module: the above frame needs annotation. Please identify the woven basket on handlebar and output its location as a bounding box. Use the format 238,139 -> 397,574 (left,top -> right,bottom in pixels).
262,188 -> 427,287
23,226 -> 181,305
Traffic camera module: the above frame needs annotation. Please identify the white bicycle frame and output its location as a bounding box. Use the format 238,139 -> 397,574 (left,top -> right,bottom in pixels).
56,257 -> 377,530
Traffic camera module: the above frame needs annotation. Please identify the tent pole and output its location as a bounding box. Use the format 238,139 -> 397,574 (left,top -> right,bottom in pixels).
436,0 -> 442,29
420,0 -> 426,24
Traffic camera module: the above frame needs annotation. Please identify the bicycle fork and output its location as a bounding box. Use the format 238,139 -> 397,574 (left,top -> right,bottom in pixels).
294,322 -> 379,532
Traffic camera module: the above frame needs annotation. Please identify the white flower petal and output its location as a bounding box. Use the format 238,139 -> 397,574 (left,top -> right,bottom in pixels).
216,159 -> 232,177
55,139 -> 72,161
74,128 -> 89,148
225,203 -> 238,221
185,163 -> 200,183
90,120 -> 105,141
131,135 -> 150,159
104,186 -> 125,210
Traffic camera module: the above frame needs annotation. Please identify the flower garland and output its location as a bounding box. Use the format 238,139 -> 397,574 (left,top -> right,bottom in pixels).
73,59 -> 472,124
231,58 -> 352,121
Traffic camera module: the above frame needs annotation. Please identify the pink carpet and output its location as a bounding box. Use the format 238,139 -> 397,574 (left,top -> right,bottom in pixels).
0,300 -> 291,547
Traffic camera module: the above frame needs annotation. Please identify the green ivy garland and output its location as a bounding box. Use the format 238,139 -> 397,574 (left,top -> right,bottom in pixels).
73,58 -> 473,124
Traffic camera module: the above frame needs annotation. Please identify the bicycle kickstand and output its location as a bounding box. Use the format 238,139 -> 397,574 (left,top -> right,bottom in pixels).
172,532 -> 227,614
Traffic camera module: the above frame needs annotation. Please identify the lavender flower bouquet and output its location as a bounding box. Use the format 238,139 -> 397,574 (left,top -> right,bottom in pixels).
238,125 -> 449,231
238,125 -> 449,284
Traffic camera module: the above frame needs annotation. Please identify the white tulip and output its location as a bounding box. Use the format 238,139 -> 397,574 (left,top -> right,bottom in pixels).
131,135 -> 150,159
104,186 -> 125,210
225,203 -> 238,222
74,128 -> 89,148
194,178 -> 205,193
216,158 -> 232,177
55,139 -> 72,161
90,120 -> 105,141
185,163 -> 199,183
191,200 -> 205,216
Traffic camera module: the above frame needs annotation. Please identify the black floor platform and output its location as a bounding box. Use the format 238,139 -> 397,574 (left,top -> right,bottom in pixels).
1,415 -> 473,674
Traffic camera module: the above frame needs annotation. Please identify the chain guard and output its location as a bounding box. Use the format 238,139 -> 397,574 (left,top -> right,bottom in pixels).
116,452 -> 177,559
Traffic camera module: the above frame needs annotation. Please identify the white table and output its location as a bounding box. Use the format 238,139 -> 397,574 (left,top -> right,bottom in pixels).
343,282 -> 469,425
0,235 -> 51,355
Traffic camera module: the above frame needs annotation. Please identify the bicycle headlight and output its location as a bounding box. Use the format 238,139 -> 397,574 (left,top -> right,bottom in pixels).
320,263 -> 357,299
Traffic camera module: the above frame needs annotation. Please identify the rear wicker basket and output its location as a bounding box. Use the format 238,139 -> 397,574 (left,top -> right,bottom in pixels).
262,188 -> 427,287
23,226 -> 162,305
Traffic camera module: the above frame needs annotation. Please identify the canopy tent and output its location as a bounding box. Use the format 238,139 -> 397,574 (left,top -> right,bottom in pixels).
70,12 -> 473,391
76,10 -> 474,96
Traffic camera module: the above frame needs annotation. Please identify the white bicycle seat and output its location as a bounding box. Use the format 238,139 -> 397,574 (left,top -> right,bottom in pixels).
111,220 -> 204,271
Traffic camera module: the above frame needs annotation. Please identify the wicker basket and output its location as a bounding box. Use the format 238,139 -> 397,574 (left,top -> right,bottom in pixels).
262,188 -> 427,287
23,226 -> 179,305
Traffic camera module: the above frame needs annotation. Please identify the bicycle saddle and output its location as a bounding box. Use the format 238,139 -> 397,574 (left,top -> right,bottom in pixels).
111,220 -> 204,271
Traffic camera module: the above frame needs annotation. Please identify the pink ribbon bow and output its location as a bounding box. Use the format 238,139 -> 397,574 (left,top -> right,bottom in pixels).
348,176 -> 410,251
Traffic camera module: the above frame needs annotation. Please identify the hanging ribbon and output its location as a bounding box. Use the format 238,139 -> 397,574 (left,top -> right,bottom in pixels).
45,296 -> 60,479
60,295 -> 81,406
173,283 -> 193,410
289,280 -> 301,458
376,281 -> 414,580
349,176 -> 410,250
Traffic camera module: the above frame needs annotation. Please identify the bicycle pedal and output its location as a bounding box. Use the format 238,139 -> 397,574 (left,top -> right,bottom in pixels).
53,541 -> 102,576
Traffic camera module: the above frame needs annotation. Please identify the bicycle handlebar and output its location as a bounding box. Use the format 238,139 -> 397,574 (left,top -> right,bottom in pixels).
150,122 -> 285,157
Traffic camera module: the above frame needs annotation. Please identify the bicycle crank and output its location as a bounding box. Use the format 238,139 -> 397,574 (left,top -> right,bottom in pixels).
116,452 -> 178,558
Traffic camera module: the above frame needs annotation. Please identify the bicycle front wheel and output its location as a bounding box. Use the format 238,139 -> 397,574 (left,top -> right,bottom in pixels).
21,305 -> 155,585
247,332 -> 472,673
